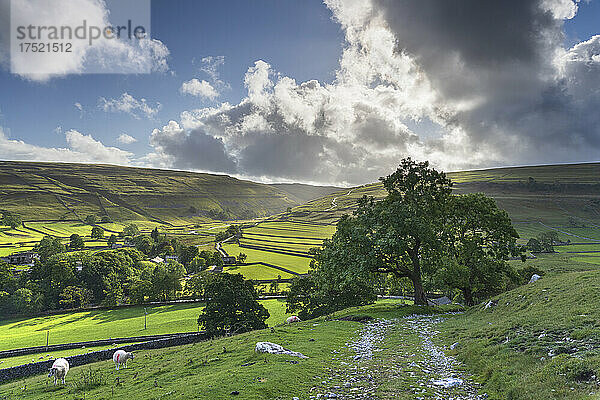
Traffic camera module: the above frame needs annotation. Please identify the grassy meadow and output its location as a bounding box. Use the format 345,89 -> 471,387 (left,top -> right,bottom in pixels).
0,300 -> 287,352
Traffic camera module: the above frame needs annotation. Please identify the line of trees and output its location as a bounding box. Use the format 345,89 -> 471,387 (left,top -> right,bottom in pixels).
0,224 -> 227,316
288,158 -> 527,319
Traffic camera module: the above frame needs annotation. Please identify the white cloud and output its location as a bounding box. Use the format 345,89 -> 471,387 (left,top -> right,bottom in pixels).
0,126 -> 133,165
5,0 -> 170,82
99,92 -> 161,119
117,133 -> 137,144
148,0 -> 600,185
180,79 -> 219,100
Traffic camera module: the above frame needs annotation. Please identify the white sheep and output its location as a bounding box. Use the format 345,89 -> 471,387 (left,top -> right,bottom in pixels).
286,315 -> 301,324
48,358 -> 69,385
113,350 -> 134,370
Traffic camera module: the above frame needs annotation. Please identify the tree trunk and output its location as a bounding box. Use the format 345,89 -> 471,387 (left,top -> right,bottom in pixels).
412,275 -> 428,305
408,243 -> 427,306
463,287 -> 474,307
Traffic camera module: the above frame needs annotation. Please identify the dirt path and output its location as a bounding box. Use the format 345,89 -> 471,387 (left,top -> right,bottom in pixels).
325,189 -> 355,212
314,315 -> 486,399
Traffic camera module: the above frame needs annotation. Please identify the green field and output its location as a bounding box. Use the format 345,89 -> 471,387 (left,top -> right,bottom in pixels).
0,300 -> 287,352
0,299 -> 416,400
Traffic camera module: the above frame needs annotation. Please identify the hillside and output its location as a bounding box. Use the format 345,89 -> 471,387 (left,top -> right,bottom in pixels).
0,161 -> 340,225
285,162 -> 600,239
2,276 -> 599,400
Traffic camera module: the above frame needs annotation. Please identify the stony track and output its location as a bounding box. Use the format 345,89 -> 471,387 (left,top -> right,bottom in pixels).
310,314 -> 487,399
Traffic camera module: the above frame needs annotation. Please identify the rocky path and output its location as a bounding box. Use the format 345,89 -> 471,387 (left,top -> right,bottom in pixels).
311,314 -> 486,399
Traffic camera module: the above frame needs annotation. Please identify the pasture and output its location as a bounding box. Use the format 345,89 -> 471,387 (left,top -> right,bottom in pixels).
0,300 -> 288,352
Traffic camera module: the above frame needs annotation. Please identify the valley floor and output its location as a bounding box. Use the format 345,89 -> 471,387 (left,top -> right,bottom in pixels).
0,298 -> 599,400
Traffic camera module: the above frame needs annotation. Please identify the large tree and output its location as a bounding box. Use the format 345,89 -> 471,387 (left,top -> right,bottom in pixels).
344,158 -> 452,305
438,193 -> 524,306
198,273 -> 269,337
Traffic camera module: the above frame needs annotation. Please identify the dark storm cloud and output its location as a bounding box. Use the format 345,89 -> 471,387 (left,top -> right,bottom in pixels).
150,122 -> 237,173
372,0 -> 600,164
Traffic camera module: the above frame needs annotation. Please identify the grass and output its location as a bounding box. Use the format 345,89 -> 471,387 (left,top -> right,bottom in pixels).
223,265 -> 294,280
0,299 -> 420,400
436,269 -> 600,399
0,161 -> 340,225
222,243 -> 311,274
0,300 -> 288,352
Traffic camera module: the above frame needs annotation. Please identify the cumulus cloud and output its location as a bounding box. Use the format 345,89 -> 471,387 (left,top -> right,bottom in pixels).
99,92 -> 161,119
180,56 -> 228,100
0,126 -> 132,165
117,133 -> 137,144
4,0 -> 169,82
147,0 -> 600,184
180,79 -> 219,100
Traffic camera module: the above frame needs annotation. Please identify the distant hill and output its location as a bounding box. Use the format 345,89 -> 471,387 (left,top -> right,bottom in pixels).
290,162 -> 600,242
0,161 -> 339,225
270,183 -> 343,204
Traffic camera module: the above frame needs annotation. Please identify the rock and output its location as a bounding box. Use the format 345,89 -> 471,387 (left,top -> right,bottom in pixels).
529,274 -> 541,283
430,296 -> 452,306
484,300 -> 497,310
230,390 -> 239,395
450,342 -> 460,350
432,377 -> 463,388
255,342 -> 308,359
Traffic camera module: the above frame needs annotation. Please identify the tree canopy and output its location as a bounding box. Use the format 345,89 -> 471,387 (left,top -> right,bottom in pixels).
198,273 -> 269,337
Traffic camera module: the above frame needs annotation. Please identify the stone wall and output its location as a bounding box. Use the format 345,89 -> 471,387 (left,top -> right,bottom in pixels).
0,332 -> 200,359
0,332 -> 207,383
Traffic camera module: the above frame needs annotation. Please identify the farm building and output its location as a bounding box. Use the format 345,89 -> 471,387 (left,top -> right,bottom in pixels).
1,251 -> 39,266
221,256 -> 237,265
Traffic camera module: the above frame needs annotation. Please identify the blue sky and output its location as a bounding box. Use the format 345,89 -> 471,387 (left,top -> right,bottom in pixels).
0,0 -> 600,185
0,0 -> 342,161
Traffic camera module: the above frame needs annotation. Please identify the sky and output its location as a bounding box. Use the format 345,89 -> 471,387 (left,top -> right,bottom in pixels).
0,0 -> 599,186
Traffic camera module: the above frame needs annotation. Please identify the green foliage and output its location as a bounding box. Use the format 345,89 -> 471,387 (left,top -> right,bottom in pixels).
303,159 -> 452,306
150,261 -> 186,301
11,288 -> 38,314
237,252 -> 247,263
34,235 -> 66,262
1,212 -> 21,229
84,215 -> 97,225
0,261 -> 17,293
122,224 -> 140,237
90,226 -> 104,239
178,245 -> 199,266
133,235 -> 153,255
188,256 -> 206,273
516,265 -> 545,284
198,273 -> 269,337
69,234 -> 85,250
186,271 -> 215,299
536,231 -> 558,253
437,193 -> 524,306
107,234 -> 117,247
527,238 -> 542,253
215,224 -> 242,242
59,286 -> 91,308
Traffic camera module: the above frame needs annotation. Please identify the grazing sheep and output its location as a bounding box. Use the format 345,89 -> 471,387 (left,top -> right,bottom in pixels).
48,358 -> 69,385
286,316 -> 301,324
113,350 -> 134,370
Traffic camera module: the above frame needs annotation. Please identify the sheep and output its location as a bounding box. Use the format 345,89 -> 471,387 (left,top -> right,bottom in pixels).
113,350 -> 134,370
48,358 -> 69,385
286,315 -> 301,324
